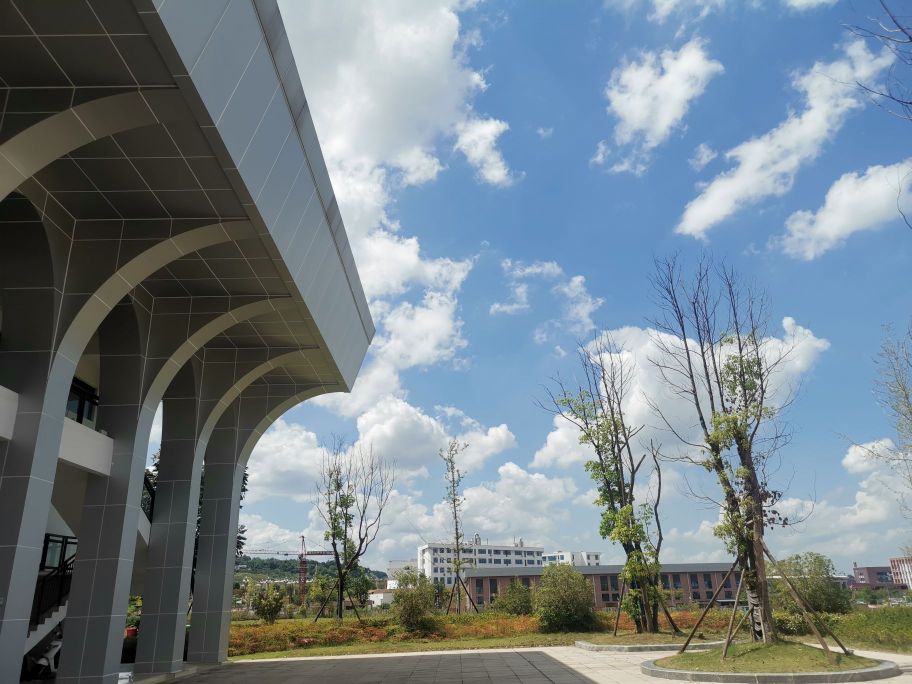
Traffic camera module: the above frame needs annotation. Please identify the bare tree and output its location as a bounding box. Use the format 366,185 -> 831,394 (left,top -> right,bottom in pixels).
316,439 -> 393,619
853,1 -> 912,122
648,255 -> 798,644
874,323 -> 912,515
540,335 -> 670,633
439,439 -> 475,613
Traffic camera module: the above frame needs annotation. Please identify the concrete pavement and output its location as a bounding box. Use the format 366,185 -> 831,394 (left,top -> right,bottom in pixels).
167,645 -> 912,684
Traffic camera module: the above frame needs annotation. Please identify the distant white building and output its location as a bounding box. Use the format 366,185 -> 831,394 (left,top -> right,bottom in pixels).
368,589 -> 395,608
417,534 -> 544,586
387,559 -> 418,577
543,550 -> 602,567
385,559 -> 418,589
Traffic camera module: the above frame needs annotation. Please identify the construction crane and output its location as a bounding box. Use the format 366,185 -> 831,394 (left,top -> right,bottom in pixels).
299,536 -> 333,598
241,538 -> 333,598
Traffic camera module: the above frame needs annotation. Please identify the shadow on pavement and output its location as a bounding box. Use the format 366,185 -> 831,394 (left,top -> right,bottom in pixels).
183,650 -> 600,683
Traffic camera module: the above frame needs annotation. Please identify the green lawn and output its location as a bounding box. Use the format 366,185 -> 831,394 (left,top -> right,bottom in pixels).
655,642 -> 879,673
232,632 -> 591,660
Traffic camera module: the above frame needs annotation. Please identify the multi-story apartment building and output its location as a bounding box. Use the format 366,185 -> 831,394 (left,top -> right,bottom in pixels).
889,556 -> 912,588
543,550 -> 602,566
418,535 -> 544,586
464,563 -> 736,610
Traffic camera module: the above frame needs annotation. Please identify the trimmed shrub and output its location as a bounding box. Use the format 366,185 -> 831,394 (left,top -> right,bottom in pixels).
534,565 -> 594,632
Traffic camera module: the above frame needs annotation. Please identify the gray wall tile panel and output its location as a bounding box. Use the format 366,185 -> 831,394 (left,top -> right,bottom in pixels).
156,0 -> 230,73
156,0 -> 373,388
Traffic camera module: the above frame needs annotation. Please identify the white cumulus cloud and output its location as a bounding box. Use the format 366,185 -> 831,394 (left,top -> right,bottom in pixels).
455,117 -> 515,187
842,439 -> 896,475
605,39 -> 724,174
778,160 -> 912,260
783,0 -> 836,9
689,142 -> 718,171
677,40 -> 894,239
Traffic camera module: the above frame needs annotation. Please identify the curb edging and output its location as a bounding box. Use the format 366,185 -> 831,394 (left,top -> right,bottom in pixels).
575,640 -> 725,653
640,659 -> 902,683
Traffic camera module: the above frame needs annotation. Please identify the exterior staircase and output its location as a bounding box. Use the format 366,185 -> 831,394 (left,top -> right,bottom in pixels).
26,553 -> 75,654
25,600 -> 67,654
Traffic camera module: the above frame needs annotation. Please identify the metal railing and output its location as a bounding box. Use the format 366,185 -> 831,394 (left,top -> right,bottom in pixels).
30,554 -> 75,628
140,472 -> 156,520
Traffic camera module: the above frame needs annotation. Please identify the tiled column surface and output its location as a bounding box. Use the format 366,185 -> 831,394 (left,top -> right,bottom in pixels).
0,198 -> 74,682
186,424 -> 244,665
58,304 -> 149,684
134,396 -> 202,675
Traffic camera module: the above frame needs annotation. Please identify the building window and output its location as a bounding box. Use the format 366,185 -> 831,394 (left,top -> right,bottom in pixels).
722,576 -> 731,589
612,593 -> 620,602
475,579 -> 483,592
661,574 -> 670,590
494,559 -> 501,565
692,591 -> 700,601
724,591 -> 733,600
673,574 -> 681,589
522,577 -> 531,588
489,579 -> 498,596
601,593 -> 611,603
447,577 -> 452,585
610,576 -> 619,591
703,573 -> 713,589
690,575 -> 699,589
600,576 -> 609,592
705,591 -> 713,600
66,378 -> 99,429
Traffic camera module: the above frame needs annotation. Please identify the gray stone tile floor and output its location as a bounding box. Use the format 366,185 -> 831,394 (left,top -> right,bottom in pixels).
172,646 -> 912,684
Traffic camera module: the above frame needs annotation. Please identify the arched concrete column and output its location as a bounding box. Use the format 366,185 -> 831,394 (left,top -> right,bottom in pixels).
188,385 -> 324,664
0,221 -> 252,680
57,300 -> 149,683
133,299 -> 299,676
0,89 -> 185,199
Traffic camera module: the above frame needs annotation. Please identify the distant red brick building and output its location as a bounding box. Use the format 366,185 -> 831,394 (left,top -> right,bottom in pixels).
464,562 -> 737,611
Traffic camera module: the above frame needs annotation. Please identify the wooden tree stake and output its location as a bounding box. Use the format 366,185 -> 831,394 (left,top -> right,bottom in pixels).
677,560 -> 737,654
760,540 -> 844,660
613,578 -> 627,636
721,569 -> 745,661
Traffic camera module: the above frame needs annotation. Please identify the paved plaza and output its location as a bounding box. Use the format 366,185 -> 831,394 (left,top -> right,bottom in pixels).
173,646 -> 912,684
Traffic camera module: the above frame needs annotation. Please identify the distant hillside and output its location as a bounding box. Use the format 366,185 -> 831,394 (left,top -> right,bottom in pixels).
234,555 -> 387,581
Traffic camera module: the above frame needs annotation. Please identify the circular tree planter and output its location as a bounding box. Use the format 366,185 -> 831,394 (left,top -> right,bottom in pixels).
640,658 -> 902,683
576,640 -> 725,653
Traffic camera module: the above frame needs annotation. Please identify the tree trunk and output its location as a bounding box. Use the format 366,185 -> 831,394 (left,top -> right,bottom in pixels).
337,575 -> 345,619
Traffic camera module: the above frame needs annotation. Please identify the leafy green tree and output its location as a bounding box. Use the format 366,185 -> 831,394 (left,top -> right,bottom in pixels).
251,583 -> 284,624
347,569 -> 375,608
439,438 -> 473,612
306,575 -> 335,618
393,568 -> 436,631
542,334 -> 667,632
650,257 -> 795,643
770,553 -> 852,615
494,580 -> 533,615
534,565 -> 594,632
317,440 -> 393,619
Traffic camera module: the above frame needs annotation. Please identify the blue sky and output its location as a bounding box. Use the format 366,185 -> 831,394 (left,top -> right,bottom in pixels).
202,0 -> 912,575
